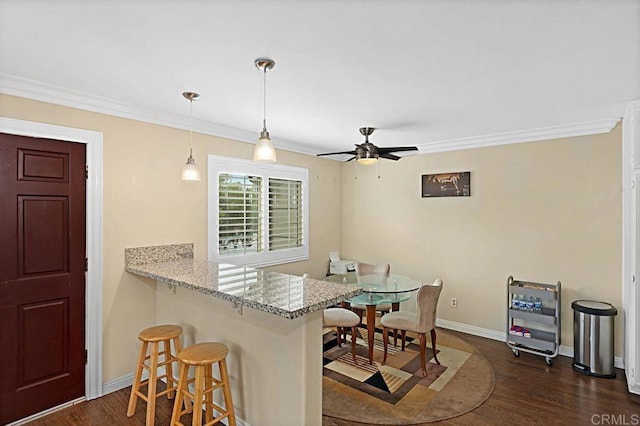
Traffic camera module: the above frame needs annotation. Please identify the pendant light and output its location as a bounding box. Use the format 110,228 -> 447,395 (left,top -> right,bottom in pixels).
253,58 -> 277,162
181,91 -> 201,181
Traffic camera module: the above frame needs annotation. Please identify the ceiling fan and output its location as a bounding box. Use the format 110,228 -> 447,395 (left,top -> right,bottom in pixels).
316,127 -> 418,164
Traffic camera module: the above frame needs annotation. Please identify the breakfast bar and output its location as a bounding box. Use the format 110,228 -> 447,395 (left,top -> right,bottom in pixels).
125,244 -> 361,426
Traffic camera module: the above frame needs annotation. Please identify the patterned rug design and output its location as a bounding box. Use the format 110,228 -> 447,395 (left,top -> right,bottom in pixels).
322,326 -> 495,424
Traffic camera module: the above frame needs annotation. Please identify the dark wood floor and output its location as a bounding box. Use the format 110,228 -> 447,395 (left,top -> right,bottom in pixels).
26,330 -> 640,425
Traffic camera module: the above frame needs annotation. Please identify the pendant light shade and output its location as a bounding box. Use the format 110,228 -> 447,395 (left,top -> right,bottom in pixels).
181,91 -> 201,181
181,149 -> 200,180
253,58 -> 277,162
254,129 -> 277,162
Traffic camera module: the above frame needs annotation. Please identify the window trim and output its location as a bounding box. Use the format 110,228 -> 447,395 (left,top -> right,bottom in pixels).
207,155 -> 309,268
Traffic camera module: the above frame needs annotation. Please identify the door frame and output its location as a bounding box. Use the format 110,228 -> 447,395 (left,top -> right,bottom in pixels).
623,101 -> 640,394
0,116 -> 103,400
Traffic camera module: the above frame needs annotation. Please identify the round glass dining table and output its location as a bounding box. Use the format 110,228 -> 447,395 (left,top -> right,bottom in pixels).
325,272 -> 422,363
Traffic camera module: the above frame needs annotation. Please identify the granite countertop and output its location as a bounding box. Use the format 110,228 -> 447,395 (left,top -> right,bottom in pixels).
125,244 -> 362,319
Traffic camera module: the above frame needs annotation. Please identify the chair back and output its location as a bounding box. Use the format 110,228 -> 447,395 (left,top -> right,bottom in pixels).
355,262 -> 390,276
355,262 -> 390,285
416,279 -> 443,333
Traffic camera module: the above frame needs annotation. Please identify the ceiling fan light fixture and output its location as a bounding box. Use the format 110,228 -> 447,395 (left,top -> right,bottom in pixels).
356,158 -> 378,166
253,58 -> 277,163
356,156 -> 378,165
356,132 -> 378,165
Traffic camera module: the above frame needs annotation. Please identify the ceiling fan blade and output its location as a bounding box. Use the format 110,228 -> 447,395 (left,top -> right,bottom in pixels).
380,153 -> 401,161
346,156 -> 356,162
377,146 -> 418,153
316,150 -> 357,157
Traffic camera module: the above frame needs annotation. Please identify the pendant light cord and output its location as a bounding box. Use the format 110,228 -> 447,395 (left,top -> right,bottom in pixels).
189,98 -> 194,156
263,67 -> 267,131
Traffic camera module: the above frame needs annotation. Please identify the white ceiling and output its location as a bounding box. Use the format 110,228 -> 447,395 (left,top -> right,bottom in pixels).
1,0 -> 638,158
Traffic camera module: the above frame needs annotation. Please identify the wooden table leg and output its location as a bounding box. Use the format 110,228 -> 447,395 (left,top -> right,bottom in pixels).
391,302 -> 401,346
340,301 -> 351,342
366,304 -> 376,364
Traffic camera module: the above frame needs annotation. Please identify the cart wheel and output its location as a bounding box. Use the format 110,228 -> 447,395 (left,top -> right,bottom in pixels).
545,358 -> 553,366
512,349 -> 520,357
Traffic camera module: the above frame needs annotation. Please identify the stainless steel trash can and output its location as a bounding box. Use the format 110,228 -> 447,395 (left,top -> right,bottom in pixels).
572,300 -> 617,378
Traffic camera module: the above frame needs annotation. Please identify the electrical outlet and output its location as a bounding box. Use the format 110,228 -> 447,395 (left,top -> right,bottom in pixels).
450,297 -> 458,308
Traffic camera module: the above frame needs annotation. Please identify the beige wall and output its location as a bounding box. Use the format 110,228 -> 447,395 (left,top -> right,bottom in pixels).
341,125 -> 623,356
0,94 -> 343,383
0,92 -> 624,381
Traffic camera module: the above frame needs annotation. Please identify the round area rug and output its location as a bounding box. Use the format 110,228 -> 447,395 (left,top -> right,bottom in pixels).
322,327 -> 495,424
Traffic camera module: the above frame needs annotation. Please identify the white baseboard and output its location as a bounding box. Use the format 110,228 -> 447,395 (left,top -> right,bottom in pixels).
102,371 -> 139,395
435,318 -> 624,369
6,397 -> 86,426
436,318 -> 505,341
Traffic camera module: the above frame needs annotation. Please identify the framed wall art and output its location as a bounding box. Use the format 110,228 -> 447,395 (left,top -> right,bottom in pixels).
421,172 -> 471,197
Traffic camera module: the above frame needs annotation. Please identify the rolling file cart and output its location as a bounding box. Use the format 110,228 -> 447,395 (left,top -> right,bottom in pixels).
506,276 -> 561,366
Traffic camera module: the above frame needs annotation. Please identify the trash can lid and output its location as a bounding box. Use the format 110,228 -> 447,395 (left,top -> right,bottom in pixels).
571,300 -> 617,316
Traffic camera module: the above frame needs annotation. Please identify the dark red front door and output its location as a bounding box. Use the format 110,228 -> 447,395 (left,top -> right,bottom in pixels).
0,133 -> 86,424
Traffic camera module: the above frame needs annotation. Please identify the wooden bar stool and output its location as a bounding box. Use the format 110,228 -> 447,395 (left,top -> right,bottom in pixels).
127,324 -> 184,425
170,342 -> 236,426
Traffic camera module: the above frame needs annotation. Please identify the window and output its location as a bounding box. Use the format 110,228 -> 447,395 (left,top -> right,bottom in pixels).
208,155 -> 309,267
268,178 -> 303,251
218,173 -> 262,256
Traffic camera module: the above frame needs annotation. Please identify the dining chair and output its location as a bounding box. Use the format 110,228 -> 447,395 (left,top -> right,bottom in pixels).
349,262 -> 392,322
380,278 -> 443,376
323,307 -> 360,362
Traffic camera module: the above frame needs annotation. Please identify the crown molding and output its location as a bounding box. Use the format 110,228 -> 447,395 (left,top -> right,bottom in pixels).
0,72 -> 623,159
0,72 -> 321,156
417,117 -> 621,154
